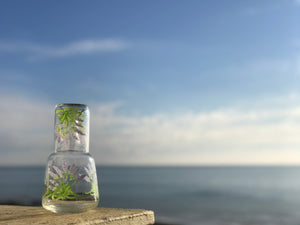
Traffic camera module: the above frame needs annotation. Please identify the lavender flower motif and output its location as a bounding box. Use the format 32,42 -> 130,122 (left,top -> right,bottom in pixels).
62,160 -> 68,172
74,127 -> 85,136
84,174 -> 90,182
84,164 -> 94,182
48,170 -> 58,179
49,179 -> 56,185
53,166 -> 62,177
49,185 -> 56,191
48,179 -> 56,191
55,107 -> 86,137
44,161 -> 90,201
69,164 -> 75,173
70,167 -> 79,177
72,131 -> 80,141
83,163 -> 98,197
77,174 -> 86,183
55,126 -> 62,140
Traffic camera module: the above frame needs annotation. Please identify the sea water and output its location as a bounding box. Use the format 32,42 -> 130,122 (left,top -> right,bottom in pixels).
2,166 -> 300,224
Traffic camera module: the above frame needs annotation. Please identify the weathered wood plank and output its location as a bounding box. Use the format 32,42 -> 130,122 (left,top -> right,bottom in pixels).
0,205 -> 155,225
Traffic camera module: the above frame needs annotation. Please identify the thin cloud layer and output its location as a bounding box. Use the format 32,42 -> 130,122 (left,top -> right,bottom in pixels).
91,104 -> 300,165
1,93 -> 300,165
0,39 -> 129,59
0,94 -> 53,165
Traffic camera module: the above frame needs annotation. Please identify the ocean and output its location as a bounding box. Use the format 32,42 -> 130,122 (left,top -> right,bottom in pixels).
1,166 -> 300,225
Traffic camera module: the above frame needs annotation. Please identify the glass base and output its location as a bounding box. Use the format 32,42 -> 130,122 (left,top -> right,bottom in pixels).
42,198 -> 99,213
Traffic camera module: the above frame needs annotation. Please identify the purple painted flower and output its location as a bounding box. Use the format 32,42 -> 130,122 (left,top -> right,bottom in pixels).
69,164 -> 76,174
62,160 -> 68,172
49,170 -> 58,179
72,167 -> 79,177
84,176 -> 90,182
76,174 -> 86,183
72,131 -> 79,140
49,179 -> 56,185
74,127 -> 85,135
49,186 -> 55,191
84,167 -> 91,176
53,166 -> 62,177
83,164 -> 95,182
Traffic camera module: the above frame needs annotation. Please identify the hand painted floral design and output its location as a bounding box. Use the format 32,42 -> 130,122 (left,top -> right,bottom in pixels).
84,164 -> 98,197
44,160 -> 97,201
55,107 -> 86,137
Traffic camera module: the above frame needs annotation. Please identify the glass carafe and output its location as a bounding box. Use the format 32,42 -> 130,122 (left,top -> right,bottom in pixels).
42,103 -> 99,213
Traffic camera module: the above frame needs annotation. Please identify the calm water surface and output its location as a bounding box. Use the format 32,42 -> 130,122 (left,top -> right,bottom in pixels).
1,166 -> 300,225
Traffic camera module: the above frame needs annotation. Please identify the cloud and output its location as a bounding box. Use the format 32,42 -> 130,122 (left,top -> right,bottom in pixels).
91,104 -> 300,165
0,39 -> 129,60
0,94 -> 53,165
2,93 -> 300,166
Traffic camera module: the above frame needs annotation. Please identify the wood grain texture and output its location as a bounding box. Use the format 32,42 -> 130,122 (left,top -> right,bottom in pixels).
0,205 -> 155,225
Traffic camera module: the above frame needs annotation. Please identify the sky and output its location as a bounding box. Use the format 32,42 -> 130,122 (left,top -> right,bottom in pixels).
1,0 -> 300,166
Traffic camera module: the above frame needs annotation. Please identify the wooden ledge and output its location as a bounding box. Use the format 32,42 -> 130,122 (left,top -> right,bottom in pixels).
0,205 -> 155,225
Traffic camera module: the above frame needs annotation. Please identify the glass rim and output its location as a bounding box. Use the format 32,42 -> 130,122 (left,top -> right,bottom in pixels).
55,103 -> 88,108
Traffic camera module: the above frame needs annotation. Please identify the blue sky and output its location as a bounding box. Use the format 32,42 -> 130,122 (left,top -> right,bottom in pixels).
1,0 -> 300,165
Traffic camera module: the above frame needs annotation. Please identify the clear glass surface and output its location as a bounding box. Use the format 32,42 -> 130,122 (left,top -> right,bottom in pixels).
54,103 -> 89,153
42,104 -> 99,213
